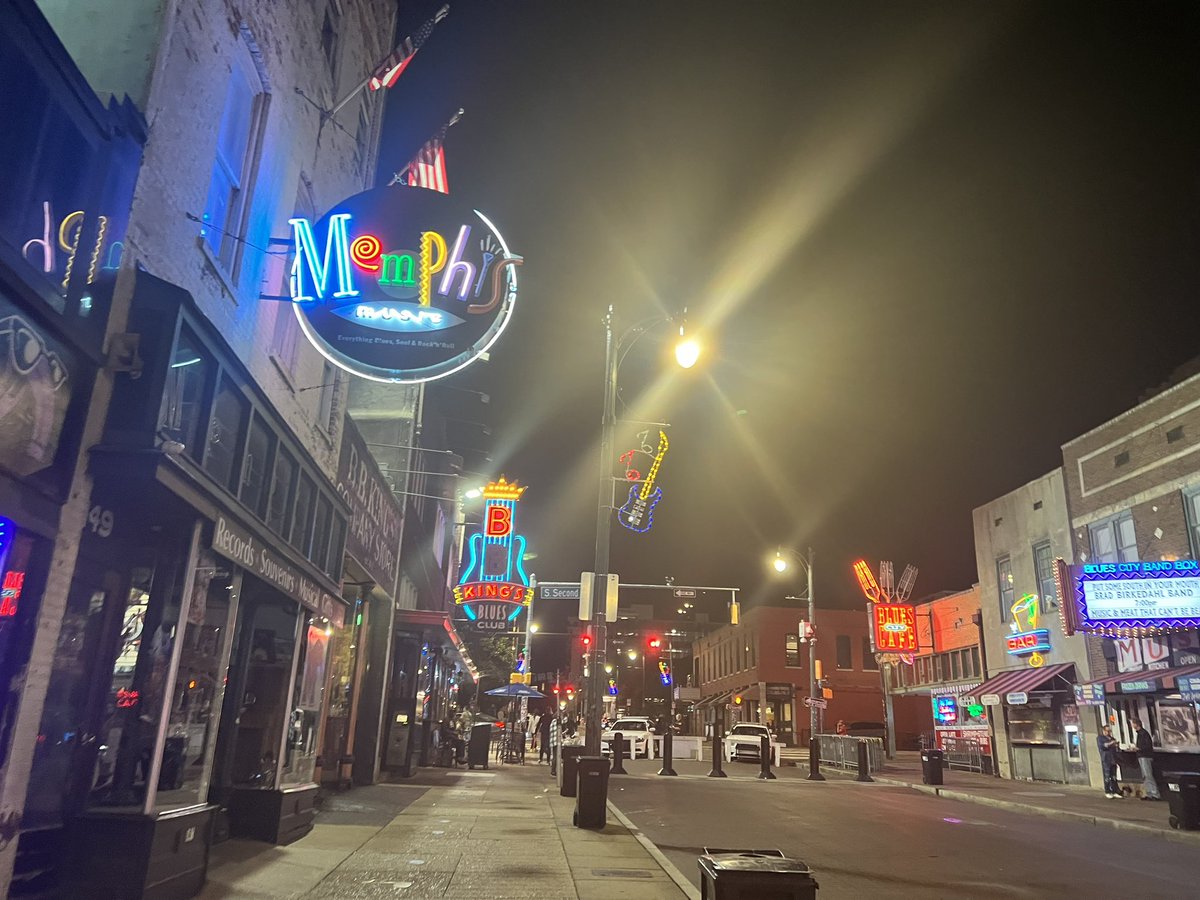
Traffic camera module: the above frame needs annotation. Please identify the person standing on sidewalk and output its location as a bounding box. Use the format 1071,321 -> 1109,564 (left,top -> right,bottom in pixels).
1097,726 -> 1121,798
1132,720 -> 1161,800
537,710 -> 553,763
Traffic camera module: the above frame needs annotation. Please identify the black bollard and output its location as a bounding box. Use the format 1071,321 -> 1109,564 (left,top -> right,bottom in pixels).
856,740 -> 873,783
808,736 -> 825,781
708,713 -> 727,778
611,733 -> 627,775
658,730 -> 678,776
758,734 -> 777,780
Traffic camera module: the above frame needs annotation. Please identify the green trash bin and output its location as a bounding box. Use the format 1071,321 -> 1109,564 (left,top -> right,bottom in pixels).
698,850 -> 817,899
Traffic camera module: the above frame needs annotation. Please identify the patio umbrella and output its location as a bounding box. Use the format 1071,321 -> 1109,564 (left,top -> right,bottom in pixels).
485,683 -> 546,698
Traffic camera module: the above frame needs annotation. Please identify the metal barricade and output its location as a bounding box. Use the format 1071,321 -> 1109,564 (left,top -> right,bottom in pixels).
941,736 -> 987,774
815,735 -> 884,773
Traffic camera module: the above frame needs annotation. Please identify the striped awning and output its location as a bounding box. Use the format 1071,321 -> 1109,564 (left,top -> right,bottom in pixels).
962,663 -> 1075,705
1086,663 -> 1200,695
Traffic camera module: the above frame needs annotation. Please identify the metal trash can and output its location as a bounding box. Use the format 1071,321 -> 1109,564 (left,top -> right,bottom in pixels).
574,756 -> 610,828
698,849 -> 817,899
1164,772 -> 1200,830
467,722 -> 491,770
921,749 -> 944,785
559,746 -> 586,797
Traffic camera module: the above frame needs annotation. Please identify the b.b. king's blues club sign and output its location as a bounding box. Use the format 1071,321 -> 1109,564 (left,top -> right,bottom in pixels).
454,477 -> 531,632
288,186 -> 522,383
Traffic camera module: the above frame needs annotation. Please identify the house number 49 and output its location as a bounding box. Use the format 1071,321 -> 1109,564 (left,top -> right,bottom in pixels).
88,506 -> 114,538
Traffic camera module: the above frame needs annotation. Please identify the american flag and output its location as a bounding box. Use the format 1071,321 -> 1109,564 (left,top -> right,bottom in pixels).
400,137 -> 449,193
367,5 -> 449,92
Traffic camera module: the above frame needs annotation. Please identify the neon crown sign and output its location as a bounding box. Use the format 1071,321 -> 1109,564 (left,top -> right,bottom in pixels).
288,187 -> 523,383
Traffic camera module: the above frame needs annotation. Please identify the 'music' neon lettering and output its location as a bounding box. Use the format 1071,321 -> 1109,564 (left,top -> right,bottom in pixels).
289,214 -> 359,302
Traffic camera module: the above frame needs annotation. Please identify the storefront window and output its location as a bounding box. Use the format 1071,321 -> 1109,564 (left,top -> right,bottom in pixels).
1007,703 -> 1058,744
1155,700 -> 1200,751
280,620 -> 329,786
159,326 -> 212,459
89,545 -> 193,812
155,552 -> 237,811
227,597 -> 299,788
267,449 -> 296,536
205,376 -> 248,492
321,607 -> 360,779
326,516 -> 345,580
240,414 -> 275,517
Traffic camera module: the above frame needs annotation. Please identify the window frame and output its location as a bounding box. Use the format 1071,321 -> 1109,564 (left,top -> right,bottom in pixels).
862,636 -> 879,671
201,45 -> 269,283
1089,512 -> 1138,565
1032,540 -> 1057,613
996,555 -> 1014,618
835,635 -> 853,671
1185,488 -> 1200,561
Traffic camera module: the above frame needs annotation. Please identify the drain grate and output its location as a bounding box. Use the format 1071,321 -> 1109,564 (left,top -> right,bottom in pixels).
590,869 -> 655,879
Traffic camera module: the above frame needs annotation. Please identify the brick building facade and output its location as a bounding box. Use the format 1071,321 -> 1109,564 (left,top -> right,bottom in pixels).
693,605 -> 925,747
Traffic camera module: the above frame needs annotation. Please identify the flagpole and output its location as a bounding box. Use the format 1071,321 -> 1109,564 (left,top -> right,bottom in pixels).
325,4 -> 450,121
388,108 -> 465,186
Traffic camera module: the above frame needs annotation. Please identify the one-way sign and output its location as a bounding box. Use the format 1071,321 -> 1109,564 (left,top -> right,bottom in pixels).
803,697 -> 828,709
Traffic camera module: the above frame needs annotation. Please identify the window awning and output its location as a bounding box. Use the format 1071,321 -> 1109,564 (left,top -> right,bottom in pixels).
1085,663 -> 1200,695
962,663 -> 1075,705
696,689 -> 732,709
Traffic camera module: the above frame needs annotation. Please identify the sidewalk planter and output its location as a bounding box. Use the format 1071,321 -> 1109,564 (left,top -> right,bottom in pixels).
698,849 -> 818,899
1165,772 -> 1200,831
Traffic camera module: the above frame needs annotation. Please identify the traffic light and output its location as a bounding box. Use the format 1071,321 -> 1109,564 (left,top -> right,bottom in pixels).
580,633 -> 592,652
648,635 -> 662,650
733,694 -> 743,705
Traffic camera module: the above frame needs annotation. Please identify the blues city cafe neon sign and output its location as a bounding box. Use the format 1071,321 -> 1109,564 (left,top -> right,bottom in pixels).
455,478 -> 531,627
1062,559 -> 1200,636
288,187 -> 522,383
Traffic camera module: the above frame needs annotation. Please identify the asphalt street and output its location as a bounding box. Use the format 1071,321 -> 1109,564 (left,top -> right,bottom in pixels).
608,765 -> 1196,899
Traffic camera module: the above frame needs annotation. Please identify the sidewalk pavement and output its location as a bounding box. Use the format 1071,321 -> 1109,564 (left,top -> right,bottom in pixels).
200,763 -> 694,899
827,750 -> 1200,844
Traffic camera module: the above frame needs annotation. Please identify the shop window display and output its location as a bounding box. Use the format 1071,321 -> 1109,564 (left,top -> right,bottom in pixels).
156,552 -> 238,811
280,619 -> 330,786
227,599 -> 299,788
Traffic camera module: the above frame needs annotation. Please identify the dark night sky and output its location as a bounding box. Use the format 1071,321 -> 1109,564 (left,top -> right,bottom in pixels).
378,1 -> 1200,617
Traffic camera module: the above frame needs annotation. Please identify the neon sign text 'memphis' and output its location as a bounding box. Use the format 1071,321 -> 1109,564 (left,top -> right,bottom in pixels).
288,213 -> 522,318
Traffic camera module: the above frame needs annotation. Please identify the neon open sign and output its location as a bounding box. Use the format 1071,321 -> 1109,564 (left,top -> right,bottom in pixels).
288,187 -> 522,383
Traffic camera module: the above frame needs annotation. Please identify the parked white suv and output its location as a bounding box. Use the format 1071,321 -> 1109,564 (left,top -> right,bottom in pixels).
601,717 -> 655,759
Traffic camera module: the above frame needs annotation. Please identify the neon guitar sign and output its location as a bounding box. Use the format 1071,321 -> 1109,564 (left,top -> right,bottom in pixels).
455,477 -> 531,614
617,430 -> 669,533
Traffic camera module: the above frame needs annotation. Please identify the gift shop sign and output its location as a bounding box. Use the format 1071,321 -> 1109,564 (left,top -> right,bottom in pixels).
211,514 -> 341,619
287,187 -> 522,383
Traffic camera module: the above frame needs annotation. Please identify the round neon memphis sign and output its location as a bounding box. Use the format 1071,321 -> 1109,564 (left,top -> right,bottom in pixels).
287,187 -> 522,383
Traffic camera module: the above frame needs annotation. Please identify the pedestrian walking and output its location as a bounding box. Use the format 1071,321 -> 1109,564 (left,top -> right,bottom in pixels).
1132,720 -> 1161,800
538,710 -> 552,763
1097,726 -> 1121,798
836,720 -> 849,736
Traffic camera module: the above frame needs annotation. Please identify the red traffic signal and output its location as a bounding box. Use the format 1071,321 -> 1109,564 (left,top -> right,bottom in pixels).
647,636 -> 663,650
581,634 -> 592,649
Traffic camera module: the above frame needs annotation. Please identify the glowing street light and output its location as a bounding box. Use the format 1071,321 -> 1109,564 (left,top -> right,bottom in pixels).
773,550 -> 788,573
464,487 -> 483,499
674,336 -> 701,369
627,649 -> 638,661
529,623 -> 539,633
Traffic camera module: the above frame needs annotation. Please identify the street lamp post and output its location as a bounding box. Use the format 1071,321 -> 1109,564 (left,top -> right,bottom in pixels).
586,306 -> 699,755
773,547 -> 824,781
